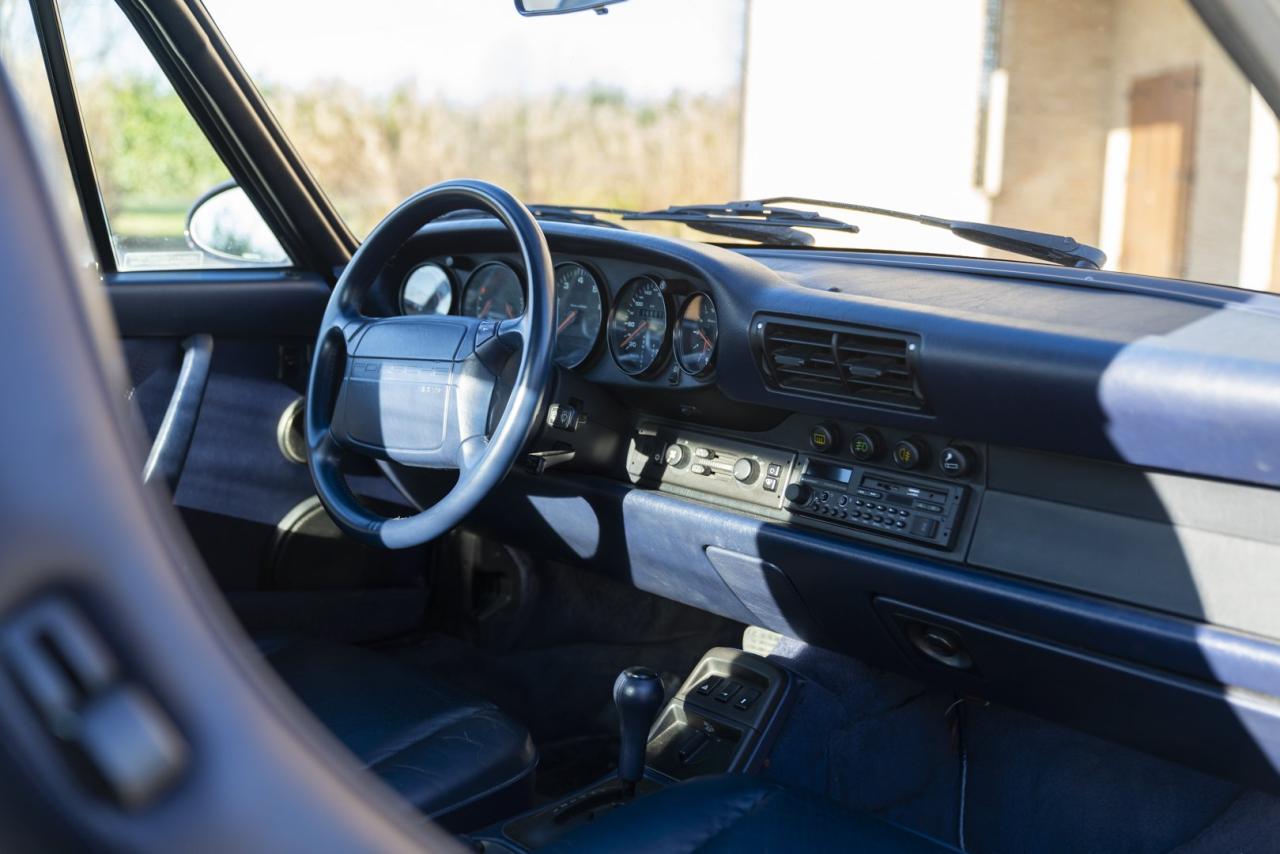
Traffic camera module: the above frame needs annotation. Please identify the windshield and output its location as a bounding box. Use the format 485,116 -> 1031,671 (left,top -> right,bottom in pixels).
203,0 -> 1280,290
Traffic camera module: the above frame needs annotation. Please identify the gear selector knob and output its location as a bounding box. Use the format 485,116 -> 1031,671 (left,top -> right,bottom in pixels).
613,667 -> 664,793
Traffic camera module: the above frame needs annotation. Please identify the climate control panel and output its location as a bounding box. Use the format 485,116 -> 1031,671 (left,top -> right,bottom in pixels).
626,424 -> 795,510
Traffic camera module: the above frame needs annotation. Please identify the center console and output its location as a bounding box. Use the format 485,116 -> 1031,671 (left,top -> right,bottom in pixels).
478,648 -> 793,852
625,416 -> 983,556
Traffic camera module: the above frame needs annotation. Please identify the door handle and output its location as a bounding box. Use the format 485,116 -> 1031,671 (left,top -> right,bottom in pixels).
141,334 -> 213,491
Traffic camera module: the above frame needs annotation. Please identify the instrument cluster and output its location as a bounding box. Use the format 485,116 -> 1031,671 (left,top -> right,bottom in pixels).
398,256 -> 718,380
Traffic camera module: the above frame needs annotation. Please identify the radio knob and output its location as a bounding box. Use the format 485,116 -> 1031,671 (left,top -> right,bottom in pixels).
784,483 -> 812,505
664,444 -> 688,467
732,458 -> 759,484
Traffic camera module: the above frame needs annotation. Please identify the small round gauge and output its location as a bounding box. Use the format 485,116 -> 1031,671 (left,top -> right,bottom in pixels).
675,293 -> 719,375
400,262 -> 453,315
461,261 -> 525,320
608,276 -> 670,376
554,261 -> 605,369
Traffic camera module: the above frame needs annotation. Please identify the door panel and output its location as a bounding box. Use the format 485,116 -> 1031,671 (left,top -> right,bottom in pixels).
113,276 -> 431,642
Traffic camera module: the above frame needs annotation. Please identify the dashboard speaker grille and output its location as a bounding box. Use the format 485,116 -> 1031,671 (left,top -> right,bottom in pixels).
754,316 -> 926,411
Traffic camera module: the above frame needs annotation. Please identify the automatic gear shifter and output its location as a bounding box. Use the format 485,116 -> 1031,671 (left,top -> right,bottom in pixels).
613,666 -> 664,796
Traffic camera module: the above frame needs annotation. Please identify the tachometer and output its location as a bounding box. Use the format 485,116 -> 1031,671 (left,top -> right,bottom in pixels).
400,262 -> 453,315
608,276 -> 669,376
461,261 -> 524,320
674,293 -> 718,375
554,262 -> 605,369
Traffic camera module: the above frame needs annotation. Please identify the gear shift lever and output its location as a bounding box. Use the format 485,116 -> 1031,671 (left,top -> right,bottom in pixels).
613,666 -> 664,796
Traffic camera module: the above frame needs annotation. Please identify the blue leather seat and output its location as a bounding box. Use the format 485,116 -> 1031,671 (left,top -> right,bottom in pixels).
547,774 -> 957,853
258,636 -> 537,830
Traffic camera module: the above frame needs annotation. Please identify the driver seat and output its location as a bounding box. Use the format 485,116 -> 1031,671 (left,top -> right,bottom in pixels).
256,635 -> 537,830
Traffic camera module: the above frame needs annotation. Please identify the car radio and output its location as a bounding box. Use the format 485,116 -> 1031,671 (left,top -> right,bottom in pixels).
784,457 -> 966,549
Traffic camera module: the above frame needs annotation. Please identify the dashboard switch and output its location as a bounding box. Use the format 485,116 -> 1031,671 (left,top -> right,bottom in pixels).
809,424 -> 838,453
850,429 -> 882,461
939,445 -> 973,477
892,438 -> 927,470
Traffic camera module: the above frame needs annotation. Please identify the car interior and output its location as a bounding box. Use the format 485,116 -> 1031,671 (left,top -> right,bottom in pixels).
3,0 -> 1280,852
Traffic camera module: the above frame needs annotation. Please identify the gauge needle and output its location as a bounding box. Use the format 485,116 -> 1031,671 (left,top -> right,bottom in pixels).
620,321 -> 649,348
697,328 -> 714,351
505,304 -> 516,319
479,298 -> 493,317
557,309 -> 579,334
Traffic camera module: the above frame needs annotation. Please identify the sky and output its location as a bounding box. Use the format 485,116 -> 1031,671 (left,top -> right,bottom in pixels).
201,0 -> 747,102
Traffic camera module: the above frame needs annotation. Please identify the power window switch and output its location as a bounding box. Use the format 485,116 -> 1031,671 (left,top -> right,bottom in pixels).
733,688 -> 762,711
713,680 -> 742,703
694,676 -> 723,696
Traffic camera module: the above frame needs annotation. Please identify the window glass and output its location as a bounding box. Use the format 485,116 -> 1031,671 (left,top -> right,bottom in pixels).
205,0 -> 1280,291
59,0 -> 288,270
0,0 -> 94,268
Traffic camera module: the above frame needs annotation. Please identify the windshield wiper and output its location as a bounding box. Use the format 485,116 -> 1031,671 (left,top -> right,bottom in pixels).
745,197 -> 1106,269
620,201 -> 857,247
436,205 -> 627,230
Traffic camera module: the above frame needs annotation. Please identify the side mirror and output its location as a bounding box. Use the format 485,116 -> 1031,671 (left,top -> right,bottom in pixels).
186,181 -> 289,265
514,0 -> 625,16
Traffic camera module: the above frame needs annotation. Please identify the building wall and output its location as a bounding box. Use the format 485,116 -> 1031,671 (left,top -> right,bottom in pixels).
988,0 -> 1114,253
1101,0 -> 1256,285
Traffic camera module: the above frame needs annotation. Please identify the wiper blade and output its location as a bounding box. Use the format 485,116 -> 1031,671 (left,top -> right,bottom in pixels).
436,205 -> 627,230
751,196 -> 1107,270
620,200 -> 858,245
526,204 -> 627,229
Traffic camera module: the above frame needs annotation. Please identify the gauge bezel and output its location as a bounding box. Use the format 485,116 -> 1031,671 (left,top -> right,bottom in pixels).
674,292 -> 719,377
553,260 -> 608,370
399,261 -> 455,316
460,259 -> 526,319
608,275 -> 671,377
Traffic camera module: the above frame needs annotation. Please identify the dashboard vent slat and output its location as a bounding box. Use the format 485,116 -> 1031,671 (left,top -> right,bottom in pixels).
754,316 -> 926,411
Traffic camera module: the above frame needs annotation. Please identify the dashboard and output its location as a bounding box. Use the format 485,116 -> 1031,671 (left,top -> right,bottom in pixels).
364,216 -> 1280,796
391,254 -> 720,382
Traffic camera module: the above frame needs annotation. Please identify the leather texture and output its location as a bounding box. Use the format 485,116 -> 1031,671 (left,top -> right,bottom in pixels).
546,775 -> 957,853
259,636 -> 536,828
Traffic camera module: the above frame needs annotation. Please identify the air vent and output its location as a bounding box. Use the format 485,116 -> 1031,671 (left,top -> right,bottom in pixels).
754,316 -> 926,411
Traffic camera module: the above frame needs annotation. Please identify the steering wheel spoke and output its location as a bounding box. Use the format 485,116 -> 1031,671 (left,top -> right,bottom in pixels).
306,180 -> 555,548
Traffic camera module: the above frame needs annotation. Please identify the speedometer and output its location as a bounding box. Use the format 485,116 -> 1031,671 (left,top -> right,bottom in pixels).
554,262 -> 605,369
608,276 -> 669,376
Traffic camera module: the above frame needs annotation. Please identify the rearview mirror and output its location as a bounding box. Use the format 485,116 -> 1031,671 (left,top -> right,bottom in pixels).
515,0 -> 626,16
186,181 -> 289,265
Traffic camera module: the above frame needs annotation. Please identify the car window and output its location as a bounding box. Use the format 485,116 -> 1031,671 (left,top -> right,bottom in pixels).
0,0 -> 94,269
57,0 -> 289,271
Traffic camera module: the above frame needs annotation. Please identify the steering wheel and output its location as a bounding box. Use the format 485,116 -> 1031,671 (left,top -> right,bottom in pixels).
305,179 -> 555,548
